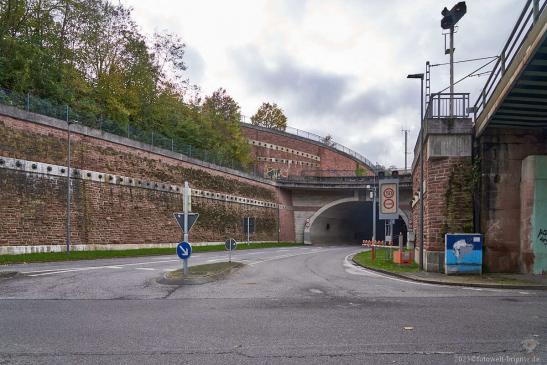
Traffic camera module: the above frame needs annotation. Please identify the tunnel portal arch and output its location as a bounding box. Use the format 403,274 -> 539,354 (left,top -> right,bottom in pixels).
303,198 -> 408,245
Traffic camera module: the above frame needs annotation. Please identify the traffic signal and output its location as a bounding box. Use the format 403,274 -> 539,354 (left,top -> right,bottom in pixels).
441,2 -> 467,29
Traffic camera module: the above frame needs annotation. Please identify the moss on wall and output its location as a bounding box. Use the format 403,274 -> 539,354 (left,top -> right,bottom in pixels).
0,122 -> 276,201
442,160 -> 474,237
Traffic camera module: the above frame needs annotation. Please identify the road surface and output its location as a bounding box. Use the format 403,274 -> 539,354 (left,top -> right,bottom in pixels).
0,245 -> 545,364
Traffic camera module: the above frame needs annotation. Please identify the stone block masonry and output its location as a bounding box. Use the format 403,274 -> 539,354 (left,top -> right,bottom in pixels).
479,127 -> 547,273
241,124 -> 373,178
0,108 -> 297,252
411,118 -> 474,272
0,157 -> 279,250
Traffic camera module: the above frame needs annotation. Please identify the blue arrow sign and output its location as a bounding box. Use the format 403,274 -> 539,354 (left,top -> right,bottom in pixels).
176,241 -> 192,260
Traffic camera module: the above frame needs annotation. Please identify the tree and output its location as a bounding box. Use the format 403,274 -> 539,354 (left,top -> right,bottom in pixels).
200,88 -> 251,165
250,102 -> 287,130
0,0 -> 252,166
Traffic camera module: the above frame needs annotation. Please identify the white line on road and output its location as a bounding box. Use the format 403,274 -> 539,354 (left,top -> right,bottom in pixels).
24,258 -> 181,276
20,248 -> 327,277
343,252 -> 455,288
135,268 -> 155,271
344,253 -> 533,294
248,249 -> 337,266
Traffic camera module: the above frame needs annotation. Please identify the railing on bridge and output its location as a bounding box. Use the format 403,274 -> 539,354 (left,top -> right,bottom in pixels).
472,0 -> 547,120
240,118 -> 378,170
277,175 -> 374,184
425,93 -> 470,119
277,169 -> 412,185
276,176 -> 412,188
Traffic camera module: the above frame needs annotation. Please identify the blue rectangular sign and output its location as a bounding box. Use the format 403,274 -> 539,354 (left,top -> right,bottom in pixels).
445,233 -> 483,275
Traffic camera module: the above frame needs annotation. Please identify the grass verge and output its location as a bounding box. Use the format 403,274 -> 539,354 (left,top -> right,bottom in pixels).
165,262 -> 242,279
0,242 -> 301,265
353,249 -> 420,273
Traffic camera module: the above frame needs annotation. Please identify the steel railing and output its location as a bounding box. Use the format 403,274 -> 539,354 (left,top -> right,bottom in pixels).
241,118 -> 378,169
472,0 -> 546,121
425,93 -> 470,119
0,87 -> 250,173
0,86 -> 389,181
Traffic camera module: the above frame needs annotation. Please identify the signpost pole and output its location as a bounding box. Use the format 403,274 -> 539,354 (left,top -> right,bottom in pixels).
372,173 -> 377,242
183,181 -> 189,243
247,218 -> 250,245
183,181 -> 189,275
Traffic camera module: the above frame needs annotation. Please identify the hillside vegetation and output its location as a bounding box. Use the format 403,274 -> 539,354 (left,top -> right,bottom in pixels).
0,0 -> 251,165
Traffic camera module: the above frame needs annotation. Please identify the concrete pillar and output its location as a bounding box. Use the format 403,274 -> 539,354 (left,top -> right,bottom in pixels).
520,155 -> 547,274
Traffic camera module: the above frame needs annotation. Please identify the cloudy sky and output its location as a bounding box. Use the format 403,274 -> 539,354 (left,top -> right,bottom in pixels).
121,0 -> 519,168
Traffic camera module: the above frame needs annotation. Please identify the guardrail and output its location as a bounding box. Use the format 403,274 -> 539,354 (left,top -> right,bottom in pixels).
276,173 -> 412,186
241,118 -> 377,169
472,0 -> 546,120
425,93 -> 470,119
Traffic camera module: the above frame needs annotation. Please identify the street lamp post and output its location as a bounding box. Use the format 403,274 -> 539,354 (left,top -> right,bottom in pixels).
407,73 -> 424,271
66,116 -> 79,254
372,176 -> 376,242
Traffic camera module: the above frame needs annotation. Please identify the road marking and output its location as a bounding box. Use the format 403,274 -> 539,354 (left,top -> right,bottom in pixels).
343,253 -> 451,288
23,259 -> 181,277
344,253 -> 534,294
135,268 -> 155,271
20,248 -> 321,277
248,249 -> 336,266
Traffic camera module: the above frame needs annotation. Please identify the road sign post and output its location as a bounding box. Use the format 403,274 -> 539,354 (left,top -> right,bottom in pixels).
243,218 -> 255,245
183,181 -> 189,242
225,238 -> 237,262
173,181 -> 199,275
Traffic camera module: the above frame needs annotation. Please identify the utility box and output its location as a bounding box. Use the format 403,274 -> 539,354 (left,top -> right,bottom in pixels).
445,233 -> 483,275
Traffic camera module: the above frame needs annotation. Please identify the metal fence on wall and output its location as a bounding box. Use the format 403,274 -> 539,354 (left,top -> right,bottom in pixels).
0,87 -> 387,178
240,118 -> 377,170
0,87 -> 248,173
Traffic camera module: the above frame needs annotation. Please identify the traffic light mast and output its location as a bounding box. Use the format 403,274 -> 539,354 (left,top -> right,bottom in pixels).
441,2 -> 467,117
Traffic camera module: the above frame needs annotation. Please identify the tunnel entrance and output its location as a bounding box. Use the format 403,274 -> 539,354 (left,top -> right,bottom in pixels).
308,201 -> 407,245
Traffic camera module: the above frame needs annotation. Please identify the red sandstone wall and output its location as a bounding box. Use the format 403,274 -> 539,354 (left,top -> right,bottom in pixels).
241,125 -> 373,178
412,154 -> 473,252
479,127 -> 547,272
424,156 -> 473,251
0,114 -> 297,246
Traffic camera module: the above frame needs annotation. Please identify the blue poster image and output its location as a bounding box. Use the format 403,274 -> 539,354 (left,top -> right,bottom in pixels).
445,234 -> 483,275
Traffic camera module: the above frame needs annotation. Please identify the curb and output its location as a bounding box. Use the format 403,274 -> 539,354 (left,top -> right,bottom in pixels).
158,262 -> 244,285
351,256 -> 547,290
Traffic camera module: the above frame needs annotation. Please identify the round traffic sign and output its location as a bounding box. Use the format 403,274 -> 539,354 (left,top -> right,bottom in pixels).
225,238 -> 237,251
383,199 -> 394,209
383,187 -> 395,198
176,241 -> 192,259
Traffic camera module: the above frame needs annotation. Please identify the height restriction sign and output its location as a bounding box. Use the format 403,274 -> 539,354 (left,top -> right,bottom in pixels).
379,178 -> 399,220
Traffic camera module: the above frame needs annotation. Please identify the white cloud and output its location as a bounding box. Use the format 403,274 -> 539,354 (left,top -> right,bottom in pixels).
122,0 -> 520,168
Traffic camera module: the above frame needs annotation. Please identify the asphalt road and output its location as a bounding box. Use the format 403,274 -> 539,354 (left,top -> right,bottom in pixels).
0,245 -> 545,364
